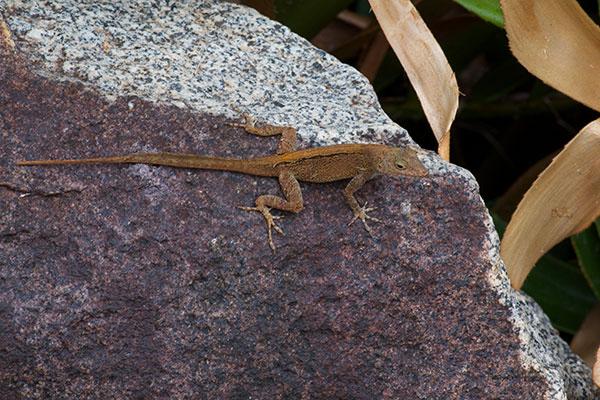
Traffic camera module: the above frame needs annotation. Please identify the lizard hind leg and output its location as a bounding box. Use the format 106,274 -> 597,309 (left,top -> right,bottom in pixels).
238,204 -> 285,252
227,109 -> 297,154
238,171 -> 303,252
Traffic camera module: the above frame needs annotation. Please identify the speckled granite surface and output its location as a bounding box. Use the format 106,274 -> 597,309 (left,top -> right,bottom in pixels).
0,1 -> 598,399
1,0 -> 406,149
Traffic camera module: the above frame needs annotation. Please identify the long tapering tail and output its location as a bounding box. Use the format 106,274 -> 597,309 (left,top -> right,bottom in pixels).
17,155 -> 130,165
17,152 -> 279,177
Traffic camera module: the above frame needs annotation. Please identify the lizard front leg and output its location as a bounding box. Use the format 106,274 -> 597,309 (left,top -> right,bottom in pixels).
343,171 -> 380,235
239,170 -> 303,252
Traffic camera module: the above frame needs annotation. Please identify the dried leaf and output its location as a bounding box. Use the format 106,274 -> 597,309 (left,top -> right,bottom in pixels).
501,119 -> 600,289
500,0 -> 600,111
571,303 -> 600,368
369,0 -> 458,160
358,30 -> 390,83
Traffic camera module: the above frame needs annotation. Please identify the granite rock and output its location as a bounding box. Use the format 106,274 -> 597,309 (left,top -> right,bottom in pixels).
0,1 -> 597,399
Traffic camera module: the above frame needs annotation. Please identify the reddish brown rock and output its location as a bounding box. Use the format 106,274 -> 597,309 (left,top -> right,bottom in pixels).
1,2 -> 597,399
0,47 -> 536,400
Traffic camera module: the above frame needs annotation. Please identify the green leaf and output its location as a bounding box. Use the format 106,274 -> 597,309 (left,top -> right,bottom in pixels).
453,0 -> 504,28
521,255 -> 598,334
491,212 -> 507,236
572,218 -> 600,299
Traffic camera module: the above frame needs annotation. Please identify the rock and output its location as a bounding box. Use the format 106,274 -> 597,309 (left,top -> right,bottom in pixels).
0,1 -> 597,398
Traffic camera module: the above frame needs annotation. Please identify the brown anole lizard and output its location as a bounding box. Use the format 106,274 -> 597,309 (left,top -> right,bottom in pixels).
18,112 -> 429,252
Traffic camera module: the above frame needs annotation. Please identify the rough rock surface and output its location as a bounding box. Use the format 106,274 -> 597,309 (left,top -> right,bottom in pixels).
0,1 -> 597,399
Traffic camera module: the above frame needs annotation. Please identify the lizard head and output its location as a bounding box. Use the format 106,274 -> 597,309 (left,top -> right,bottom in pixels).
378,148 -> 429,178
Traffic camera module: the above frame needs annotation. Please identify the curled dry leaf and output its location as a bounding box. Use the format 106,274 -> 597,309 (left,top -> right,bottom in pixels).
501,119 -> 600,289
500,0 -> 600,111
571,303 -> 600,368
369,0 -> 458,160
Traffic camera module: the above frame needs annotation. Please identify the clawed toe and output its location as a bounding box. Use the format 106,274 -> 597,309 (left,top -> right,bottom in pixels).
348,202 -> 380,235
238,205 -> 285,252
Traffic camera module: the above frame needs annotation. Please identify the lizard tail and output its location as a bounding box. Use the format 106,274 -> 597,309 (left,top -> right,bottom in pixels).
17,152 -> 277,177
16,153 -> 205,166
17,155 -> 130,165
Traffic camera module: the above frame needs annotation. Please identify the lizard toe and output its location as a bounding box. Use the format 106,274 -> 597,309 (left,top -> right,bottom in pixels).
348,202 -> 380,235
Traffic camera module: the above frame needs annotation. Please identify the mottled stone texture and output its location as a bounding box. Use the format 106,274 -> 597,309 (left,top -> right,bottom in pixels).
1,1 -> 598,399
0,46 -> 538,400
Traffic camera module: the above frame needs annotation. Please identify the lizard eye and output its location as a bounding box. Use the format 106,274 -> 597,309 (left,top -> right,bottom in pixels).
396,162 -> 405,170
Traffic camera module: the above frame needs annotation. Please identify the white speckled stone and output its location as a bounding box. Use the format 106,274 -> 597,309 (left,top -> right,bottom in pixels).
2,0 -> 405,148
2,1 -> 598,398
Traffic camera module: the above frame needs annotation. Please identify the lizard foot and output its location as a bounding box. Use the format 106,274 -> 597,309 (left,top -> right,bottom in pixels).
348,202 -> 381,235
238,205 -> 284,252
